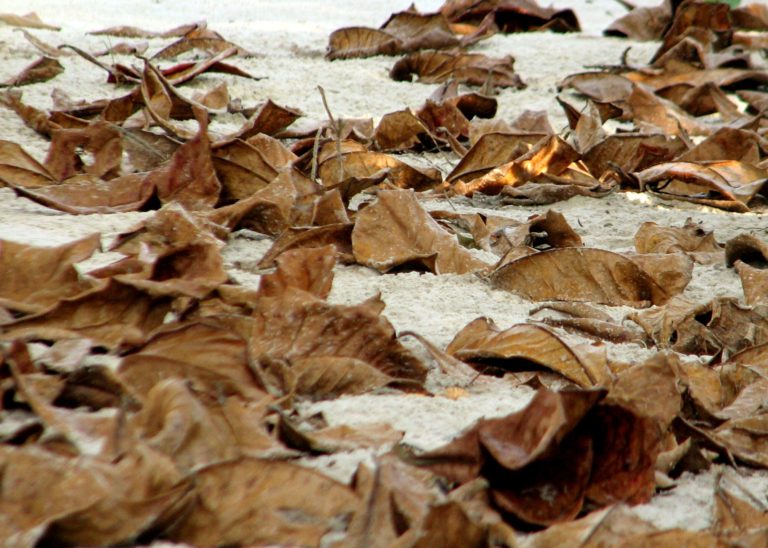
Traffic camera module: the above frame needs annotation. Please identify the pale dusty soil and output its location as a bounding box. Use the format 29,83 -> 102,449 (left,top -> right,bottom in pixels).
1,0 -> 768,532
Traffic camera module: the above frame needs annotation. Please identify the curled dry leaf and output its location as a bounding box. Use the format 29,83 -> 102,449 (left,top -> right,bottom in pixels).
628,296 -> 768,357
450,135 -> 580,196
391,51 -> 526,89
257,223 -> 354,268
446,317 -> 611,387
635,160 -> 768,212
1,56 -> 63,87
604,1 -> 671,40
0,233 -> 100,315
490,247 -> 677,308
409,387 -> 659,526
166,457 -> 358,546
352,189 -> 490,274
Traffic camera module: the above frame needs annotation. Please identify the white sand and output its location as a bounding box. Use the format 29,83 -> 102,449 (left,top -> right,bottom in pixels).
2,0 -> 767,532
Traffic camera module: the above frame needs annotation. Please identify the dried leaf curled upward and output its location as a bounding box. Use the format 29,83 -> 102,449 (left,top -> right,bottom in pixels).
1,57 -> 63,87
725,234 -> 768,306
635,161 -> 768,212
446,317 -> 609,387
491,248 -> 675,308
352,189 -> 489,275
391,51 -> 525,89
167,457 -> 357,546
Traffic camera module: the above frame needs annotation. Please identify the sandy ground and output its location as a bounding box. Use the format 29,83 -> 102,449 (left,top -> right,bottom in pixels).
2,0 -> 768,534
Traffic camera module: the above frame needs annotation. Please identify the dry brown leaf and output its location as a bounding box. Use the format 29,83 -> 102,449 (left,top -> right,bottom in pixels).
327,10 -> 480,60
604,2 -> 671,40
251,287 -> 428,384
258,245 -> 336,299
636,160 -> 768,212
1,56 -> 63,87
0,280 -> 172,350
352,189 -> 489,274
446,317 -> 610,387
257,223 -> 354,268
0,12 -> 60,30
451,135 -> 580,196
166,457 -> 357,546
391,50 -> 525,89
635,219 -> 723,264
442,0 -> 581,33
490,247 -> 673,307
0,234 -> 100,315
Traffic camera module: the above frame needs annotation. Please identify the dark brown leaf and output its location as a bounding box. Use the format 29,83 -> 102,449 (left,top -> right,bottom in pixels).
1,56 -> 63,87
391,51 -> 525,89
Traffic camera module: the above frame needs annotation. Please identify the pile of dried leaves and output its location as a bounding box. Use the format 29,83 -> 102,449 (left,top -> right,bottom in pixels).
1,0 -> 768,546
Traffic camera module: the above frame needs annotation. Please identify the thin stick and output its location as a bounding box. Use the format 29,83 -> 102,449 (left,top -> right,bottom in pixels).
317,85 -> 344,183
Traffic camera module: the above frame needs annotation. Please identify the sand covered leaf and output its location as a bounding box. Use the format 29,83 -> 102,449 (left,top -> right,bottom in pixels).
490,248 -> 675,307
0,234 -> 100,315
352,189 -> 489,274
409,387 -> 659,526
636,161 -> 768,212
251,287 -> 428,384
391,51 -> 525,89
166,457 -> 357,546
441,0 -> 581,33
446,317 -> 610,387
1,56 -> 63,87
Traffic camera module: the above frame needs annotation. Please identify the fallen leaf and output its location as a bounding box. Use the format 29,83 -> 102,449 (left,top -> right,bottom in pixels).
635,219 -> 723,264
490,248 -> 674,307
391,51 -> 525,89
166,457 -> 358,546
0,12 -> 59,30
446,317 -> 610,387
442,0 -> 581,33
1,56 -> 63,87
258,245 -> 336,299
351,189 -> 489,274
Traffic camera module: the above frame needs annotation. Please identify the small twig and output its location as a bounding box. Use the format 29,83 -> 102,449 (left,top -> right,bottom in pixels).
317,85 -> 344,183
309,125 -> 322,182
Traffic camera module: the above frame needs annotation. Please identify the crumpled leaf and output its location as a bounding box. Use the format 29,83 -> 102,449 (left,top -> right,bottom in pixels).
166,457 -> 358,546
391,51 -> 526,89
446,317 -> 611,387
0,445 -> 191,547
0,139 -> 57,187
258,245 -> 336,299
490,248 -> 677,307
450,135 -> 582,196
0,234 -> 100,315
351,189 -> 489,274
408,387 -> 659,526
1,56 -> 63,87
628,296 -> 768,357
251,287 -> 428,384
604,1 -> 671,40
635,160 -> 768,212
